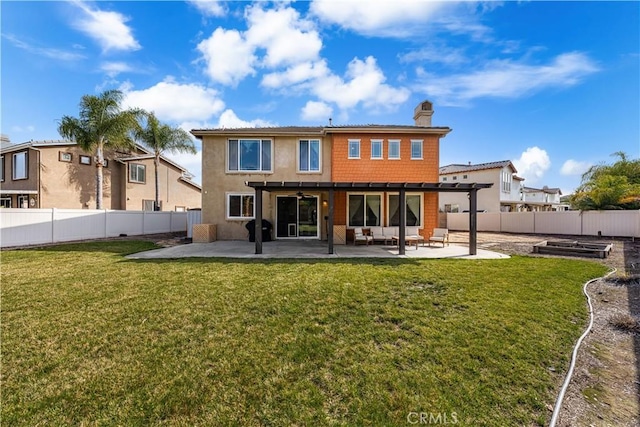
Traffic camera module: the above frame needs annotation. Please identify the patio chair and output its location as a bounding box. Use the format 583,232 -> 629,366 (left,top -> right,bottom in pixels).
406,226 -> 425,246
353,227 -> 373,245
429,228 -> 449,247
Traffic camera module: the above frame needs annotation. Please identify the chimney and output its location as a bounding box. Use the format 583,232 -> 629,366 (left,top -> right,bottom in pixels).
413,100 -> 433,127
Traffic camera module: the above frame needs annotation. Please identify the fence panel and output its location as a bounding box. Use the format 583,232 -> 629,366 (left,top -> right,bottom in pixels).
501,212 -> 535,233
478,213 -> 501,232
0,209 -> 53,247
533,211 -> 582,235
106,211 -> 145,237
53,209 -> 106,242
1,209 -> 188,248
582,210 -> 640,237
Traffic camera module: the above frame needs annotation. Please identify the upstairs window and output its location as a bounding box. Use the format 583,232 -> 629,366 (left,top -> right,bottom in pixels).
228,139 -> 272,172
299,139 -> 320,172
388,140 -> 400,159
370,140 -> 383,159
129,163 -> 146,183
348,139 -> 360,159
12,151 -> 27,180
501,170 -> 512,192
0,155 -> 4,182
411,140 -> 423,159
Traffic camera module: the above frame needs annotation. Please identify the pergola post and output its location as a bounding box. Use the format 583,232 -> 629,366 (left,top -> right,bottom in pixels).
469,188 -> 477,255
255,188 -> 263,255
399,188 -> 406,255
327,189 -> 334,254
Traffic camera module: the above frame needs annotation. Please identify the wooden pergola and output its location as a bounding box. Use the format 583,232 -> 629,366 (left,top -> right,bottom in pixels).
245,181 -> 493,256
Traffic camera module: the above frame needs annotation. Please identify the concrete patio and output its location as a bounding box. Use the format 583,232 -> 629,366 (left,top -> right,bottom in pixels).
127,240 -> 510,260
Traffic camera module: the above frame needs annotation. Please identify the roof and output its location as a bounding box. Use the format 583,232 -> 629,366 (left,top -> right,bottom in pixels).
439,160 -> 517,175
523,186 -> 562,194
191,124 -> 451,138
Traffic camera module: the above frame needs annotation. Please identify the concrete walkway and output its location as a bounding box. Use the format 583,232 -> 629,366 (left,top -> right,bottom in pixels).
127,240 -> 510,260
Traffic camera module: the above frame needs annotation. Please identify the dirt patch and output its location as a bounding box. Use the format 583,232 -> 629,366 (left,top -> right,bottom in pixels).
449,232 -> 640,426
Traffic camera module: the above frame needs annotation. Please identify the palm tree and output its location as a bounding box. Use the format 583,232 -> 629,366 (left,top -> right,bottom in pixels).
135,112 -> 196,211
58,90 -> 142,209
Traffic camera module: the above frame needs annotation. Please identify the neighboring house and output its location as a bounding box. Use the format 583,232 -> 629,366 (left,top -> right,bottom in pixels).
438,160 -> 565,212
439,160 -> 524,213
192,101 -> 454,241
521,186 -> 564,211
0,139 -> 201,210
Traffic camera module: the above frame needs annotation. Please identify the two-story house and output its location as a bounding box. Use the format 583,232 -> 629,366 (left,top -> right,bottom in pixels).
438,161 -> 524,213
192,101 -> 475,245
0,139 -> 201,210
521,186 -> 564,211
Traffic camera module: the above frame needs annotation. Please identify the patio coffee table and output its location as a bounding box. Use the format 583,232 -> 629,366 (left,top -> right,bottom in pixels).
392,236 -> 420,250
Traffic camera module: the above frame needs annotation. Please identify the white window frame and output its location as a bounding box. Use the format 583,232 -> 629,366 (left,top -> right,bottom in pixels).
0,197 -> 11,208
388,140 -> 400,160
502,170 -> 512,193
227,193 -> 255,220
12,151 -> 27,180
17,194 -> 29,209
386,193 -> 423,227
410,139 -> 423,160
129,163 -> 146,184
59,152 -> 72,162
0,155 -> 4,182
370,139 -> 383,159
347,193 -> 383,228
348,139 -> 360,159
298,139 -> 321,173
227,139 -> 273,173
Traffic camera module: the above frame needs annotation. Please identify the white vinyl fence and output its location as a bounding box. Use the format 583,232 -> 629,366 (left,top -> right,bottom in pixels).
446,210 -> 640,238
0,208 -> 188,248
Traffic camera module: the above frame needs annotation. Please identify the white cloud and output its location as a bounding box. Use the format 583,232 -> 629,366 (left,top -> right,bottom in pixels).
187,0 -> 226,17
11,125 -> 36,133
399,46 -> 467,66
197,27 -> 256,86
513,147 -> 551,184
301,101 -> 333,122
100,61 -> 134,77
310,0 -> 455,37
245,6 -> 322,68
560,159 -> 592,176
261,60 -> 330,89
70,1 -> 140,52
122,78 -> 225,123
311,56 -> 410,110
2,33 -> 85,61
417,52 -> 599,106
217,109 -> 275,128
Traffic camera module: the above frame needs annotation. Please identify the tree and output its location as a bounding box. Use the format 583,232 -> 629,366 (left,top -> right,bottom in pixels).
134,112 -> 196,211
570,152 -> 640,210
58,90 -> 142,209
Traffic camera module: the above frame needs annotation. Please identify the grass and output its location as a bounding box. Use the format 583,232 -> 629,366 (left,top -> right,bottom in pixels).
1,241 -> 608,426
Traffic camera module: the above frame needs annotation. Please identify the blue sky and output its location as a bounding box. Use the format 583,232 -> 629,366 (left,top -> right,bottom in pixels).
2,1 -> 639,193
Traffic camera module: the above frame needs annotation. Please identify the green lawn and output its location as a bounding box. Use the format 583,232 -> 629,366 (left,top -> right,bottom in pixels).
1,241 -> 608,426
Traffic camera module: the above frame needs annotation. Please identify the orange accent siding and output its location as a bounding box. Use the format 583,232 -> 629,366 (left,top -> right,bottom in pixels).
331,133 -> 442,234
331,133 -> 440,183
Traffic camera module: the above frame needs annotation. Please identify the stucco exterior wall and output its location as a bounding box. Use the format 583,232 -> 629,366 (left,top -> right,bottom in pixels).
122,158 -> 201,211
201,134 -> 332,240
38,145 -> 121,209
439,168 -> 501,212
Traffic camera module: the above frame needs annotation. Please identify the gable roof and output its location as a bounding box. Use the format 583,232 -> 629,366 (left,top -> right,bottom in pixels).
191,124 -> 451,138
440,160 -> 517,175
523,186 -> 562,195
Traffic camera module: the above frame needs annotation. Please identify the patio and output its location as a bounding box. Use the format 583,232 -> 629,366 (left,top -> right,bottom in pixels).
126,240 -> 509,260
